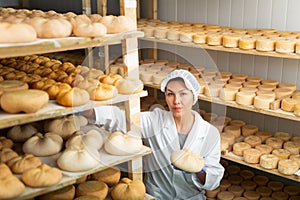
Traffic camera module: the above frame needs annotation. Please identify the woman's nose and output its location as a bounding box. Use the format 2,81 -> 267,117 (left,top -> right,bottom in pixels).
174,94 -> 181,104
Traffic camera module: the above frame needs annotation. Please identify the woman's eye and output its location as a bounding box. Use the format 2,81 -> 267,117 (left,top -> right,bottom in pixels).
167,92 -> 174,96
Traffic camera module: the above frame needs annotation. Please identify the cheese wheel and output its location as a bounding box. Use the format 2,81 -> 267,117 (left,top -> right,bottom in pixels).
193,33 -> 207,44
154,27 -> 168,39
217,191 -> 235,200
167,29 -> 180,41
274,131 -> 292,142
243,81 -> 259,88
275,39 -> 296,53
221,132 -> 236,145
222,34 -> 241,48
256,186 -> 273,197
290,154 -> 300,167
226,165 -> 241,175
239,169 -> 255,180
291,136 -> 300,144
219,87 -> 238,101
294,103 -> 300,116
219,179 -> 232,191
224,125 -> 241,138
242,124 -> 258,137
254,131 -> 273,143
239,36 -> 256,50
267,181 -> 284,192
258,84 -> 276,91
204,85 -> 221,97
283,141 -> 300,155
266,137 -> 284,149
207,33 -> 223,46
260,154 -> 279,169
243,191 -> 261,200
256,90 -> 275,98
225,83 -> 243,90
179,31 -> 194,43
39,185 -> 75,200
205,187 -> 221,198
228,78 -> 245,85
243,148 -> 262,164
233,142 -> 251,156
142,26 -> 155,37
261,79 -> 279,87
171,148 -> 204,173
281,98 -> 300,112
254,95 -> 275,109
256,37 -> 275,51
241,180 -> 257,191
255,144 -> 273,154
272,191 -> 289,200
274,88 -> 293,99
240,87 -> 258,93
253,175 -> 269,186
283,185 -> 300,196
229,120 -> 246,127
228,185 -> 244,197
228,175 -> 243,185
244,135 -> 262,147
236,91 -> 256,105
278,159 -> 299,175
278,83 -> 297,92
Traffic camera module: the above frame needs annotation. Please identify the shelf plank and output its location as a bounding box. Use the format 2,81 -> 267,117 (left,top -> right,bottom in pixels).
222,153 -> 300,183
0,31 -> 144,59
0,90 -> 148,129
144,84 -> 300,122
140,37 -> 300,60
16,146 -> 152,200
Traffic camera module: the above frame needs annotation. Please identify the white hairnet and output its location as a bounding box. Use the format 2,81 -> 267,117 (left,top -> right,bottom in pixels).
161,69 -> 200,105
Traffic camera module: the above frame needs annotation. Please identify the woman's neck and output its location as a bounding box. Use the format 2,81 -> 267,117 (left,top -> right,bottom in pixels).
174,112 -> 195,135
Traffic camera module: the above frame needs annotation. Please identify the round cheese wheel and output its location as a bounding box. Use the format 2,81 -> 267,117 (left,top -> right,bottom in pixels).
243,148 -> 262,164
290,154 -> 300,168
242,124 -> 259,137
283,185 -> 300,196
224,125 -> 241,138
219,179 -> 231,191
256,186 -> 272,197
294,103 -> 300,116
274,88 -> 293,99
170,148 -> 204,173
219,87 -> 238,101
278,159 -> 299,175
233,142 -> 251,156
239,36 -> 256,50
289,196 -> 300,200
266,137 -> 284,149
284,141 -> 300,155
272,191 -> 289,200
225,83 -> 243,90
260,154 -> 279,169
254,95 -> 275,109
236,91 -> 256,105
193,33 -> 207,44
205,187 -> 220,198
228,185 -> 244,197
281,98 -> 300,112
272,148 -> 291,159
267,181 -> 284,192
226,165 -> 241,175
275,39 -> 296,53
217,191 -> 235,200
261,79 -> 279,87
76,181 -> 108,199
240,87 -> 258,93
254,131 -> 272,143
243,81 -> 259,88
22,164 -> 62,187
228,78 -> 245,85
255,144 -> 273,154
204,85 -> 221,97
241,180 -> 257,191
179,31 -> 194,43
240,169 -> 255,180
207,33 -> 223,46
221,132 -> 236,145
258,84 -> 276,91
244,135 -> 262,147
278,83 -> 297,92
228,175 -> 243,185
253,175 -> 269,186
222,34 -> 241,48
256,37 -> 275,51
243,191 -> 261,200
167,29 -> 180,41
274,131 -> 292,142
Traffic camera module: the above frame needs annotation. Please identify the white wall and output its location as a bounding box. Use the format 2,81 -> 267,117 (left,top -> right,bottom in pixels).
140,0 -> 300,134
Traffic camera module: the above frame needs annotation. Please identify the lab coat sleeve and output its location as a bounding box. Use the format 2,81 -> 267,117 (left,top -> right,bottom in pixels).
192,125 -> 224,190
93,106 -> 127,133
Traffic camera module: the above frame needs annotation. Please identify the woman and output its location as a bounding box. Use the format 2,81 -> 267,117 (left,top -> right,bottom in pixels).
87,69 -> 224,199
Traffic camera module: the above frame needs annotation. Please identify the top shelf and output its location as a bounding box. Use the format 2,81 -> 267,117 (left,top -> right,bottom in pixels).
0,31 -> 144,59
140,37 -> 300,60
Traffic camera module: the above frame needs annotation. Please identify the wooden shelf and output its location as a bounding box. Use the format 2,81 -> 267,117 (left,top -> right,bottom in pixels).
0,90 -> 148,129
144,84 -> 300,122
0,31 -> 144,59
15,146 -> 152,200
222,153 -> 300,183
140,37 -> 300,60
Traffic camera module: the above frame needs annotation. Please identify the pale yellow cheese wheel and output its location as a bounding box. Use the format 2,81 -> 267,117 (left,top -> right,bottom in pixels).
225,83 -> 243,90
221,132 -> 236,145
275,39 -> 296,53
281,98 -> 300,112
277,159 -> 299,175
261,79 -> 279,87
219,87 -> 238,101
274,131 -> 292,142
255,144 -> 273,154
243,148 -> 262,164
240,87 -> 258,93
236,91 -> 256,105
254,131 -> 273,143
193,33 -> 207,44
239,36 -> 256,50
278,83 -> 297,92
256,37 -> 275,51
242,124 -> 259,137
274,88 -> 293,99
259,154 -> 279,169
266,137 -> 284,149
253,95 -> 275,109
233,142 -> 251,156
290,154 -> 300,168
272,149 -> 291,159
283,141 -> 300,155
224,125 -> 241,138
207,33 -> 223,46
222,34 -> 241,48
244,135 -> 262,147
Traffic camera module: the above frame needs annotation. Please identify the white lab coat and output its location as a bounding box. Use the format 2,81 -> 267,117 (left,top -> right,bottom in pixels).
94,106 -> 224,200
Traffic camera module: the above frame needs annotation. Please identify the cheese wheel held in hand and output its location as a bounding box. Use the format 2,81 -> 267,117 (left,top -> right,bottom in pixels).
170,148 -> 204,173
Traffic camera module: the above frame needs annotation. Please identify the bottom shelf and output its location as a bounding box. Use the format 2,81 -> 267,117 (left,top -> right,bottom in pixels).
222,153 -> 300,183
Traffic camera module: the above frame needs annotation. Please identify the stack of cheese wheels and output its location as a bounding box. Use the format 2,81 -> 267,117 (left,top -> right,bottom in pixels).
259,154 -> 279,169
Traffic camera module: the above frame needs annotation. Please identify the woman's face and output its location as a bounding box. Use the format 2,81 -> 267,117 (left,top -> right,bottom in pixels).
165,79 -> 194,118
